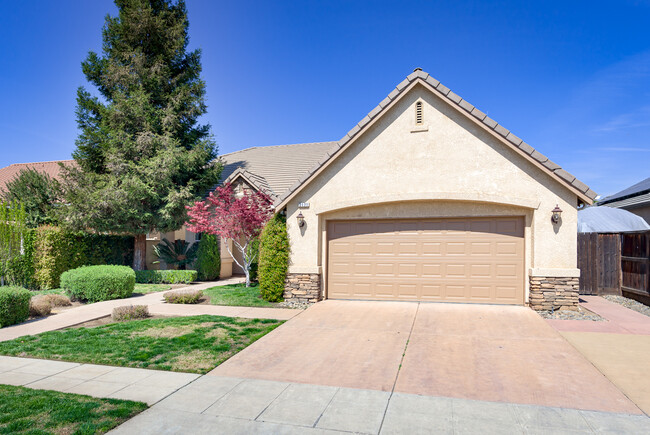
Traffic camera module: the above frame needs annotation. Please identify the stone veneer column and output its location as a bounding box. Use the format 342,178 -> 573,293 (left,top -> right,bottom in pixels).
284,273 -> 322,303
529,276 -> 579,311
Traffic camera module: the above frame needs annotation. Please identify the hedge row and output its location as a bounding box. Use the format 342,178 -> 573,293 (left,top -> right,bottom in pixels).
196,234 -> 220,281
34,226 -> 133,289
61,265 -> 135,302
135,270 -> 198,284
0,286 -> 31,328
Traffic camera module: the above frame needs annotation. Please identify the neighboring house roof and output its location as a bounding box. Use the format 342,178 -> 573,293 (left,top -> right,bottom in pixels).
578,206 -> 650,233
275,69 -> 596,209
0,159 -> 75,193
599,176 -> 650,207
219,141 -> 337,198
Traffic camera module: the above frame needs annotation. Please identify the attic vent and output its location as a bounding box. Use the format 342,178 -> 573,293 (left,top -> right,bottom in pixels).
415,101 -> 423,125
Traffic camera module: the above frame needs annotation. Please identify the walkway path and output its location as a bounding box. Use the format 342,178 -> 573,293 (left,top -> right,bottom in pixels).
546,296 -> 650,415
1,356 -> 647,434
0,278 -> 300,342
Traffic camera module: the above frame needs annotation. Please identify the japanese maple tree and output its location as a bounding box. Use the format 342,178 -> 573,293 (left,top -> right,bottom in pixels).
186,184 -> 272,286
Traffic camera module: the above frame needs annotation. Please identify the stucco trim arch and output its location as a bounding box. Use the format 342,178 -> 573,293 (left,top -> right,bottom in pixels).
314,192 -> 540,215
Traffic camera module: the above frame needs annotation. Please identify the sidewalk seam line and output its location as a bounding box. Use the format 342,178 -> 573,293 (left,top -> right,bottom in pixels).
198,378 -> 245,414
312,387 -> 340,428
253,382 -> 292,421
378,302 -> 420,434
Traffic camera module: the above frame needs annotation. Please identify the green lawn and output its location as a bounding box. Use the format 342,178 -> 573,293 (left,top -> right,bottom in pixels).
0,384 -> 147,434
203,283 -> 274,307
132,283 -> 171,295
0,315 -> 282,374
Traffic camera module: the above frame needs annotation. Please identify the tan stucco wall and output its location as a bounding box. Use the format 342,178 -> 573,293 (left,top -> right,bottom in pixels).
623,204 -> 650,224
284,83 -> 580,300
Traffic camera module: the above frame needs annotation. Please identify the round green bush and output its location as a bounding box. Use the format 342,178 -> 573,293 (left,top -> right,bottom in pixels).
0,286 -> 31,328
196,234 -> 221,281
60,265 -> 135,303
258,213 -> 289,302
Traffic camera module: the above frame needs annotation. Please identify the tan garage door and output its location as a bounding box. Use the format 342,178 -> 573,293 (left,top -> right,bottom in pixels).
327,217 -> 524,304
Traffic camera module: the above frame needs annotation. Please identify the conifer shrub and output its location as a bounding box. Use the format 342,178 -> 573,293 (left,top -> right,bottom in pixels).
195,234 -> 220,281
258,214 -> 289,302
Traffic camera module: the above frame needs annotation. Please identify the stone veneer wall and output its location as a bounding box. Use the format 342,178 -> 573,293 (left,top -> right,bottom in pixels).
284,273 -> 322,303
529,276 -> 579,311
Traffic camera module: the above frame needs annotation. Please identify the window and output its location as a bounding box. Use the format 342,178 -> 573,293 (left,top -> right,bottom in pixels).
415,101 -> 423,125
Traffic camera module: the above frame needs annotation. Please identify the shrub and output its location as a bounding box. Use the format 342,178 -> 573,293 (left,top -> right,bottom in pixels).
196,234 -> 220,281
41,293 -> 71,307
135,270 -> 197,284
163,289 -> 203,304
29,296 -> 52,317
112,305 -> 149,322
34,226 -> 134,289
258,214 -> 289,302
4,228 -> 36,289
247,236 -> 260,282
0,286 -> 31,327
60,265 -> 135,303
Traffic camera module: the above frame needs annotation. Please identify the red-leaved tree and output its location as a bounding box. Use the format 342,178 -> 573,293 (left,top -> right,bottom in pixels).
186,183 -> 272,287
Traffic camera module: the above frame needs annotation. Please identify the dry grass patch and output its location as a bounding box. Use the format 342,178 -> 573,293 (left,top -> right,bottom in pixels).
131,322 -> 217,339
170,349 -> 218,372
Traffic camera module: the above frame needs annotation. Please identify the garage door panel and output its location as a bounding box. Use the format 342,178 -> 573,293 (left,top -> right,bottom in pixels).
327,217 -> 524,304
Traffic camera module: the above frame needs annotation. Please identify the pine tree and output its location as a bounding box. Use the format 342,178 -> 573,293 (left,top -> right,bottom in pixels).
61,0 -> 221,270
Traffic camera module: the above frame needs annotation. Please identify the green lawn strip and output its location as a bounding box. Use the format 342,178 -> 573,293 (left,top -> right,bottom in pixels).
0,384 -> 147,434
203,283 -> 274,307
0,315 -> 282,374
29,288 -> 68,297
132,283 -> 171,295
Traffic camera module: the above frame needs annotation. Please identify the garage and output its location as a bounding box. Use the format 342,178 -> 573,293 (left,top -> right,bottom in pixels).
327,217 -> 525,304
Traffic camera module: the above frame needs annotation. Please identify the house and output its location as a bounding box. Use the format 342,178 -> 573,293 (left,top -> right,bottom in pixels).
578,206 -> 650,233
598,177 -> 650,223
1,69 -> 597,311
218,69 -> 596,311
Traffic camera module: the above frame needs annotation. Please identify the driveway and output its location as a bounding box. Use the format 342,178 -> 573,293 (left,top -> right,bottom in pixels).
210,300 -> 641,414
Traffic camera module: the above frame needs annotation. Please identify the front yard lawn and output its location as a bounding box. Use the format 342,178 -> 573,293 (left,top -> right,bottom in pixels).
0,315 -> 282,374
203,283 -> 274,307
0,384 -> 147,434
31,283 -> 171,299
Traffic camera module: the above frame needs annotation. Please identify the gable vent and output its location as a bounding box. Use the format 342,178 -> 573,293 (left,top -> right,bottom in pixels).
415,101 -> 423,125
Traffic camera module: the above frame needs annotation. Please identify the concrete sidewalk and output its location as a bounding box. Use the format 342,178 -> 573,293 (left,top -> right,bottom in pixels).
547,295 -> 650,335
110,375 -> 649,434
0,278 -> 300,342
0,355 -> 199,405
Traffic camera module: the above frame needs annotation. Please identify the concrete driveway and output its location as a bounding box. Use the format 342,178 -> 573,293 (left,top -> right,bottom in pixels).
210,300 -> 641,415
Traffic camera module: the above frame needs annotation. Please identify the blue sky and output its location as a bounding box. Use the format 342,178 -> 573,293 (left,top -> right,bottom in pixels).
1,1 -> 649,198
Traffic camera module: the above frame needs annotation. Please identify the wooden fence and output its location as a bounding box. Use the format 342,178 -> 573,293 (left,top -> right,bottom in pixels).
578,230 -> 650,303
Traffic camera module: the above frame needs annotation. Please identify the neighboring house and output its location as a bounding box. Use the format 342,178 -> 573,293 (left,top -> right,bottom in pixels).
0,69 -> 598,311
598,177 -> 650,223
0,160 -> 76,192
578,206 -> 650,233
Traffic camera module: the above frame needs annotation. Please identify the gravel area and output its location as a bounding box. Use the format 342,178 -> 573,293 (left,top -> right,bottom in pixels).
537,306 -> 605,321
603,295 -> 650,318
277,300 -> 310,310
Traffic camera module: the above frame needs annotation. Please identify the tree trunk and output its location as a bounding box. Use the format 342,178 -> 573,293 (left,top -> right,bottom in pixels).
133,234 -> 146,271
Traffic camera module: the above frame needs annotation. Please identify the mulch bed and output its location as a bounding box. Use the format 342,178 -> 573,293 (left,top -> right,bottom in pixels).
603,295 -> 650,318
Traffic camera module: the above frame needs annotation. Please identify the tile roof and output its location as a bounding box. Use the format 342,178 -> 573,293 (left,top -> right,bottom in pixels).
0,160 -> 76,193
219,141 -> 337,198
275,69 -> 597,208
599,177 -> 650,205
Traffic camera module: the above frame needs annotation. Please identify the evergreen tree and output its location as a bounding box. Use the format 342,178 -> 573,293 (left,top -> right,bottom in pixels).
61,0 -> 221,270
3,168 -> 61,228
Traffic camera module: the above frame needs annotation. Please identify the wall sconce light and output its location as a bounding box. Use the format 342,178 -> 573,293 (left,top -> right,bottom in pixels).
296,211 -> 306,228
551,204 -> 563,224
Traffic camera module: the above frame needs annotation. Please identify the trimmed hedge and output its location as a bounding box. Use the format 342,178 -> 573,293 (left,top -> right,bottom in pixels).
258,214 -> 289,302
60,265 -> 135,303
34,226 -> 134,289
163,290 -> 203,304
135,270 -> 198,284
196,234 -> 220,281
3,228 -> 36,289
0,286 -> 31,328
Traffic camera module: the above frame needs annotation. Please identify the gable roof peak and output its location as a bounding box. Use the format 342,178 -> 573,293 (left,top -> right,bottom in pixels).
275,69 -> 596,208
